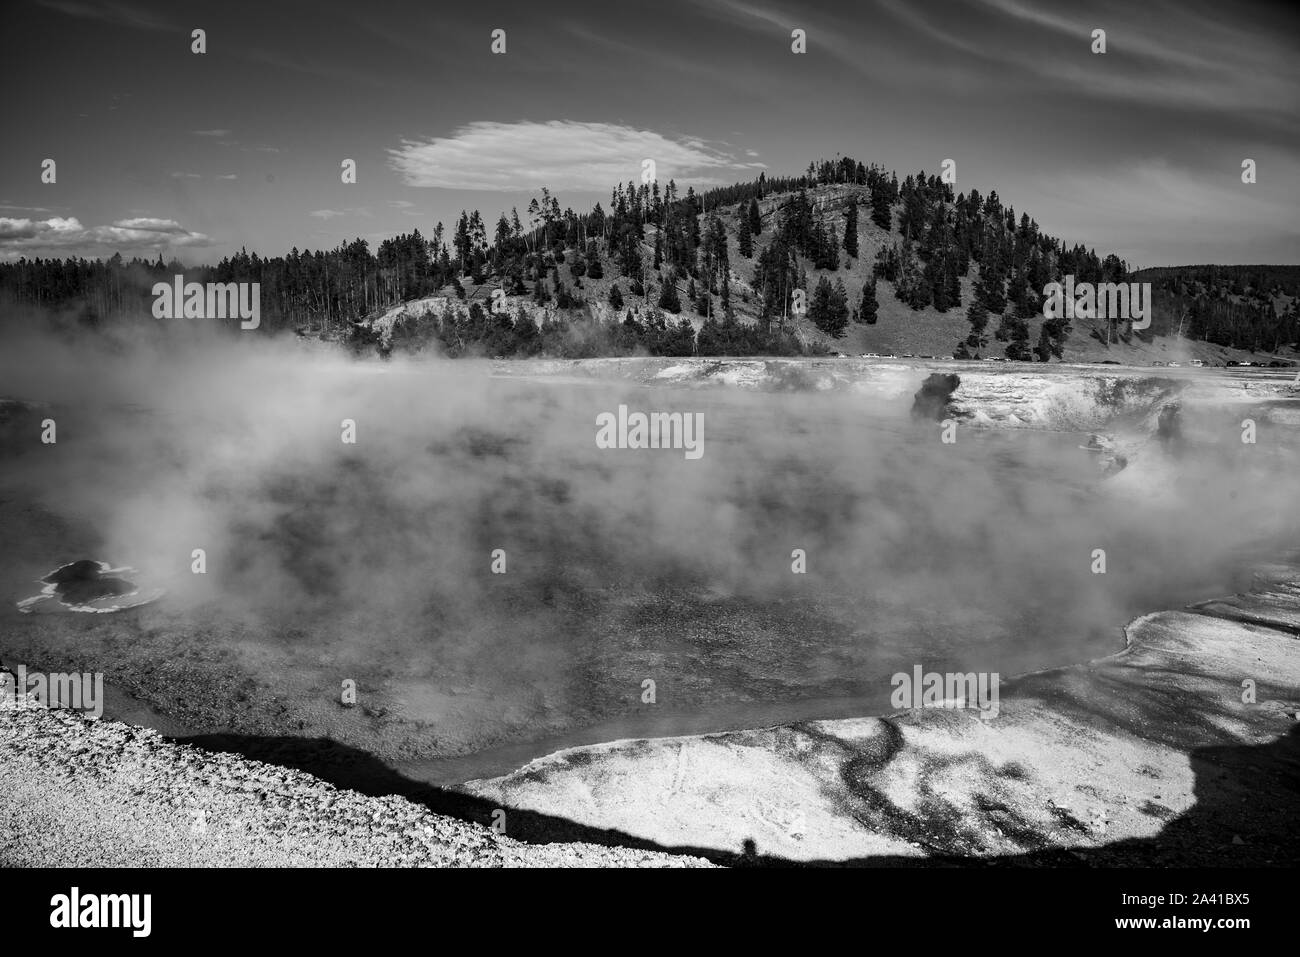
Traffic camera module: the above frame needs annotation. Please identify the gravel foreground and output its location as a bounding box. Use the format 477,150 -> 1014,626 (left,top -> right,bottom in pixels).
3,564 -> 1296,867
0,700 -> 710,867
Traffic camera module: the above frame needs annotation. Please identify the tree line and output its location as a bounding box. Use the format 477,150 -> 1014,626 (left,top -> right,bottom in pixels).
4,153 -> 1293,359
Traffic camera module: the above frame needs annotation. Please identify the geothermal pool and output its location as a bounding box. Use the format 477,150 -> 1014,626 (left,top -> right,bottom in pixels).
0,350 -> 1292,784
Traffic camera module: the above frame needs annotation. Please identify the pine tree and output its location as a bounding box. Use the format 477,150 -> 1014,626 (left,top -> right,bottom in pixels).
608,284 -> 623,309
695,280 -> 711,315
748,198 -> 762,236
1004,314 -> 1032,360
644,309 -> 669,353
870,182 -> 892,232
658,271 -> 682,313
738,214 -> 753,258
828,278 -> 850,337
809,275 -> 833,331
1012,276 -> 1036,320
843,199 -> 859,258
808,276 -> 848,338
668,316 -> 696,356
873,243 -> 898,282
924,256 -> 948,312
1033,325 -> 1054,362
697,316 -> 723,355
895,239 -> 928,309
859,278 -> 879,325
454,211 -> 472,269
1038,311 -> 1071,361
945,261 -> 961,309
513,307 -> 540,356
977,258 -> 1007,315
965,298 -> 989,350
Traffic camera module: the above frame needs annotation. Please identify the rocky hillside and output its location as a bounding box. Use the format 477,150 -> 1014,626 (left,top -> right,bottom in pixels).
356,168 -> 1300,367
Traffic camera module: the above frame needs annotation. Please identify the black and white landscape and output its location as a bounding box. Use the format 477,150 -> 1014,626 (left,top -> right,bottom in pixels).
1,0 -> 1298,889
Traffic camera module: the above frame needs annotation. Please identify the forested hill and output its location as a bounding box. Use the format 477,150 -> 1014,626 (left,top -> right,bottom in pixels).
2,155 -> 1297,362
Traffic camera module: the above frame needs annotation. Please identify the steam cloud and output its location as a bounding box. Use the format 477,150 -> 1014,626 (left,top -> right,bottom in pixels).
1,312 -> 1296,758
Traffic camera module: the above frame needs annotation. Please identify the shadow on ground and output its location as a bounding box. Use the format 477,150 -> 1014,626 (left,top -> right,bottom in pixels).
174,722 -> 1299,868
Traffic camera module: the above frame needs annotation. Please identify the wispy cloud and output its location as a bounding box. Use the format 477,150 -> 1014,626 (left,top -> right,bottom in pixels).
308,208 -> 372,220
389,120 -> 764,192
37,0 -> 172,32
0,215 -> 212,256
240,47 -> 387,87
1023,156 -> 1300,266
881,0 -> 1300,126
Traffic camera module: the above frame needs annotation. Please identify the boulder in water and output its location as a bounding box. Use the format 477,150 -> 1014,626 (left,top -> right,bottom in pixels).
911,373 -> 961,422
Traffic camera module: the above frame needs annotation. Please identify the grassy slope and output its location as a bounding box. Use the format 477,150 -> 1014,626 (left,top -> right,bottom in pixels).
427,183 -> 1295,366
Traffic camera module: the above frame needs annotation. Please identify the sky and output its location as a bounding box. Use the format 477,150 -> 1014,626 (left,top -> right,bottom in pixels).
1,0 -> 1297,268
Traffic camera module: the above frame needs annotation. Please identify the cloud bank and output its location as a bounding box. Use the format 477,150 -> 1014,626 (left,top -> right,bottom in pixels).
388,120 -> 765,191
0,216 -> 213,258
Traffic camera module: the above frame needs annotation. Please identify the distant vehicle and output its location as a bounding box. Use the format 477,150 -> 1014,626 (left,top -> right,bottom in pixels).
883,354 -> 898,358
902,353 -> 915,358
1151,361 -> 1166,366
1189,359 -> 1204,367
1167,361 -> 1181,367
861,353 -> 882,358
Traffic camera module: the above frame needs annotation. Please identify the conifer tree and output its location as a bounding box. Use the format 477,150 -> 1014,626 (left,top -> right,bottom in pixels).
977,253 -> 1007,315
658,271 -> 682,313
870,182 -> 893,231
828,278 -> 850,337
738,214 -> 753,258
859,278 -> 879,325
809,275 -> 832,330
1004,315 -> 1032,360
965,298 -> 989,351
843,199 -> 859,258
809,276 -> 849,338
